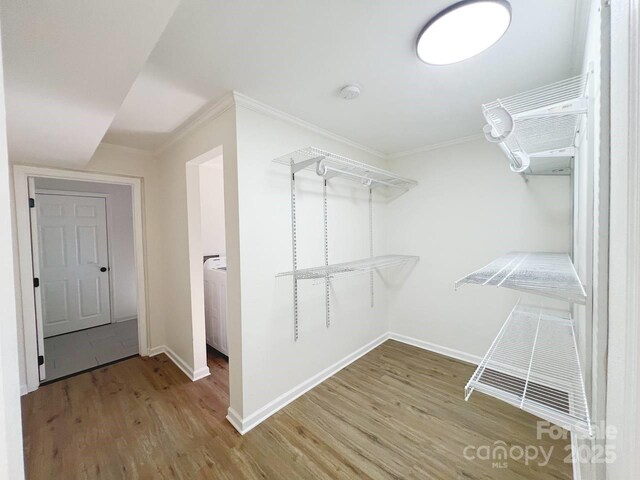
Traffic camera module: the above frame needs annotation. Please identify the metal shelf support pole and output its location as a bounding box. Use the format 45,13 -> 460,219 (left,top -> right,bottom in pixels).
323,178 -> 330,328
290,167 -> 299,341
369,187 -> 374,308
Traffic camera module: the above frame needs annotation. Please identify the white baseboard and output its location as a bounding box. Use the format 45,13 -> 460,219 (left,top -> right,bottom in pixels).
388,332 -> 482,365
571,433 -> 582,480
227,332 -> 390,435
20,384 -> 28,396
226,407 -> 244,434
149,345 -> 211,382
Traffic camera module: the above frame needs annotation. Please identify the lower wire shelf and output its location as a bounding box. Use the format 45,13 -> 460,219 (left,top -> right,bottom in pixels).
465,303 -> 593,437
276,254 -> 419,282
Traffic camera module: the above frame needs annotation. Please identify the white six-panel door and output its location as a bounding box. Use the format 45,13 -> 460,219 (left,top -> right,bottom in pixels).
35,194 -> 111,337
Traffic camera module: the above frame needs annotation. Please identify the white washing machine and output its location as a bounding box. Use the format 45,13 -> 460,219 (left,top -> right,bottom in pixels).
203,256 -> 228,355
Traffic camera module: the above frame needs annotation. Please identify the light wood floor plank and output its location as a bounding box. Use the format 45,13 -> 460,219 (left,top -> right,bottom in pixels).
22,341 -> 572,479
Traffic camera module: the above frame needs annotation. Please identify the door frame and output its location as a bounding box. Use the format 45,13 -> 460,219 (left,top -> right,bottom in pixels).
13,165 -> 148,393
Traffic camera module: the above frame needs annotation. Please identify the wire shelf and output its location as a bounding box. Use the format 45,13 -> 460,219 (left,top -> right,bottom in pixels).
455,252 -> 586,304
482,74 -> 589,174
276,254 -> 419,282
274,147 -> 417,196
465,303 -> 592,437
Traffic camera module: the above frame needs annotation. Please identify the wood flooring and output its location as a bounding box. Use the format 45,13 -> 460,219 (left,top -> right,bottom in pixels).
22,341 -> 572,479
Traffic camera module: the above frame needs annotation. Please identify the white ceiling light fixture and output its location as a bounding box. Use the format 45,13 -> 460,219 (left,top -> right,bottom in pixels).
339,84 -> 361,100
416,0 -> 511,65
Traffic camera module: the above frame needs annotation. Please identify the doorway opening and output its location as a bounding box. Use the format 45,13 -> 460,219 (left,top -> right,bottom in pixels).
185,146 -> 228,399
13,166 -> 148,392
31,178 -> 139,382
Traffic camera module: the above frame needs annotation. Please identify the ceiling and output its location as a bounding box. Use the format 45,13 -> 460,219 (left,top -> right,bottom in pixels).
0,0 -> 179,167
104,0 -> 587,156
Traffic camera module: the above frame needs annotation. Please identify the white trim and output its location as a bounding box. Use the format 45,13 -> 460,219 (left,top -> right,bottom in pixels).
389,134 -> 484,160
149,345 -> 211,381
232,91 -> 387,159
19,384 -> 27,396
570,433 -> 581,480
388,332 -> 482,365
607,0 -> 640,477
115,92 -> 496,163
226,407 -> 244,433
225,332 -> 484,435
154,93 -> 235,155
12,165 -> 149,394
226,333 -> 390,434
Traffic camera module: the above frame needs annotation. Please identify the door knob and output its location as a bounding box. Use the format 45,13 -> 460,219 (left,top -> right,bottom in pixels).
100,267 -> 107,272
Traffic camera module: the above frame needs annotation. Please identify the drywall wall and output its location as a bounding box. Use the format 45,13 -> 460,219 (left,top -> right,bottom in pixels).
198,160 -> 226,256
233,102 -> 390,420
155,107 -> 238,406
33,178 -> 137,322
0,23 -> 25,476
386,138 -> 571,358
83,144 -> 166,347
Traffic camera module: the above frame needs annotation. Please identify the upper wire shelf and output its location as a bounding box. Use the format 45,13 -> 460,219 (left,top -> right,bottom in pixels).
466,303 -> 592,437
274,147 -> 417,197
277,254 -> 418,283
455,252 -> 586,305
482,73 -> 589,174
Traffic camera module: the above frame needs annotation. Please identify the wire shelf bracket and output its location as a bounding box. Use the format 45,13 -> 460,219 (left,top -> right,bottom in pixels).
482,73 -> 590,175
465,303 -> 593,437
455,252 -> 587,305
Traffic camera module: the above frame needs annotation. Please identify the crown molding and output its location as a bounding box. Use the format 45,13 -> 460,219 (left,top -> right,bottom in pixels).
231,91 -> 387,159
154,92 -> 235,156
117,90 -> 485,161
389,133 -> 484,160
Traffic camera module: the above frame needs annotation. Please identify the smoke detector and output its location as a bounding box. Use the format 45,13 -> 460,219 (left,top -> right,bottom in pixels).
339,84 -> 361,100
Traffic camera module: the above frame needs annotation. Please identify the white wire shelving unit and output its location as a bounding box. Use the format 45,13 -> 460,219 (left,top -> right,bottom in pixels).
465,303 -> 592,437
273,147 -> 418,197
482,73 -> 589,175
274,147 -> 418,340
277,255 -> 419,284
455,252 -> 587,305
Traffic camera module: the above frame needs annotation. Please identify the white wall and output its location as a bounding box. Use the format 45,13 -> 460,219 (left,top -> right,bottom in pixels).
156,108 -> 239,407
386,139 -> 571,358
199,161 -> 226,256
234,104 -> 390,419
33,178 -> 138,322
0,22 -> 26,477
83,144 -> 165,346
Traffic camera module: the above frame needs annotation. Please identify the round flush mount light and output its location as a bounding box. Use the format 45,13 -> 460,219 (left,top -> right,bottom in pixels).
339,84 -> 361,100
416,0 -> 511,65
